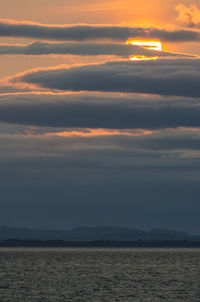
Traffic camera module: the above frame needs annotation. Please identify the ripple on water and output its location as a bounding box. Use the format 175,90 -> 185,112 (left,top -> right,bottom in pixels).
0,248 -> 199,302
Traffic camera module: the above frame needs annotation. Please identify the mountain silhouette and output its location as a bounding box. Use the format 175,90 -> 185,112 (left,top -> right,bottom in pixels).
0,226 -> 197,241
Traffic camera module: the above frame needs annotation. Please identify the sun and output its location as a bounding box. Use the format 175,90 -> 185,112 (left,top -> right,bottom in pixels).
126,39 -> 162,61
129,55 -> 159,61
127,40 -> 162,51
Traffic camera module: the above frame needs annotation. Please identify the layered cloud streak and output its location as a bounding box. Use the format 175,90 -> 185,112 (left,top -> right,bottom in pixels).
0,41 -> 186,58
0,19 -> 200,42
9,59 -> 200,97
1,93 -> 200,130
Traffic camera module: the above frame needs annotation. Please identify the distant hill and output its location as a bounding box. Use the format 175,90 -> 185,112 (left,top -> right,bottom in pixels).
0,226 -> 197,241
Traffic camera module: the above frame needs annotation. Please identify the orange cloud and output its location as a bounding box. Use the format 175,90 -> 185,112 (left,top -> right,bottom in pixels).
44,128 -> 153,138
26,127 -> 200,139
175,4 -> 200,27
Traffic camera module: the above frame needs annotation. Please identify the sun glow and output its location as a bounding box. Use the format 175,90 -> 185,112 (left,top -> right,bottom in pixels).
127,40 -> 162,61
129,55 -> 158,61
127,40 -> 162,51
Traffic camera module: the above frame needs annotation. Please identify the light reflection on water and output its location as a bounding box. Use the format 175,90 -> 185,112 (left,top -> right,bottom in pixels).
0,248 -> 199,301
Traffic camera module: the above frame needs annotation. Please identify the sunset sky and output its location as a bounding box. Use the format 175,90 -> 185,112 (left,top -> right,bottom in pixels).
1,0 -> 200,233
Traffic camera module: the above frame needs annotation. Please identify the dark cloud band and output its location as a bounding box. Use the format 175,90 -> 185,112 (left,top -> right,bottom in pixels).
0,41 -> 186,58
0,19 -> 200,42
1,93 -> 200,129
11,59 -> 200,98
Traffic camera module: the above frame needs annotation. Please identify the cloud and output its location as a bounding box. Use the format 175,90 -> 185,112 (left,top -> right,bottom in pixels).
0,124 -> 200,231
0,41 -> 187,58
9,59 -> 200,97
1,129 -> 200,232
1,128 -> 200,164
0,19 -> 200,42
175,4 -> 200,28
1,92 -> 200,129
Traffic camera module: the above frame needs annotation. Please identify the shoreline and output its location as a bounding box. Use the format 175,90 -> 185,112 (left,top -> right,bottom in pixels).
1,239 -> 200,248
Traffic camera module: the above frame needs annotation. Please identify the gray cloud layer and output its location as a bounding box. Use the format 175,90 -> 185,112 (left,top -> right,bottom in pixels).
12,59 -> 200,97
0,41 -> 185,58
0,128 -> 200,159
1,93 -> 200,129
0,20 -> 200,42
1,128 -> 200,232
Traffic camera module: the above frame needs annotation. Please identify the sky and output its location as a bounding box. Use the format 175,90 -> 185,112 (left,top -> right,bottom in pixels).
1,0 -> 200,233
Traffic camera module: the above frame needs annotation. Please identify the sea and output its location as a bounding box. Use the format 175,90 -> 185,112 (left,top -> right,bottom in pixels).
0,248 -> 199,301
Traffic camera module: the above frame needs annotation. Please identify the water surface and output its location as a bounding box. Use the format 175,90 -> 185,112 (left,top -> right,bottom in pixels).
0,248 -> 199,301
